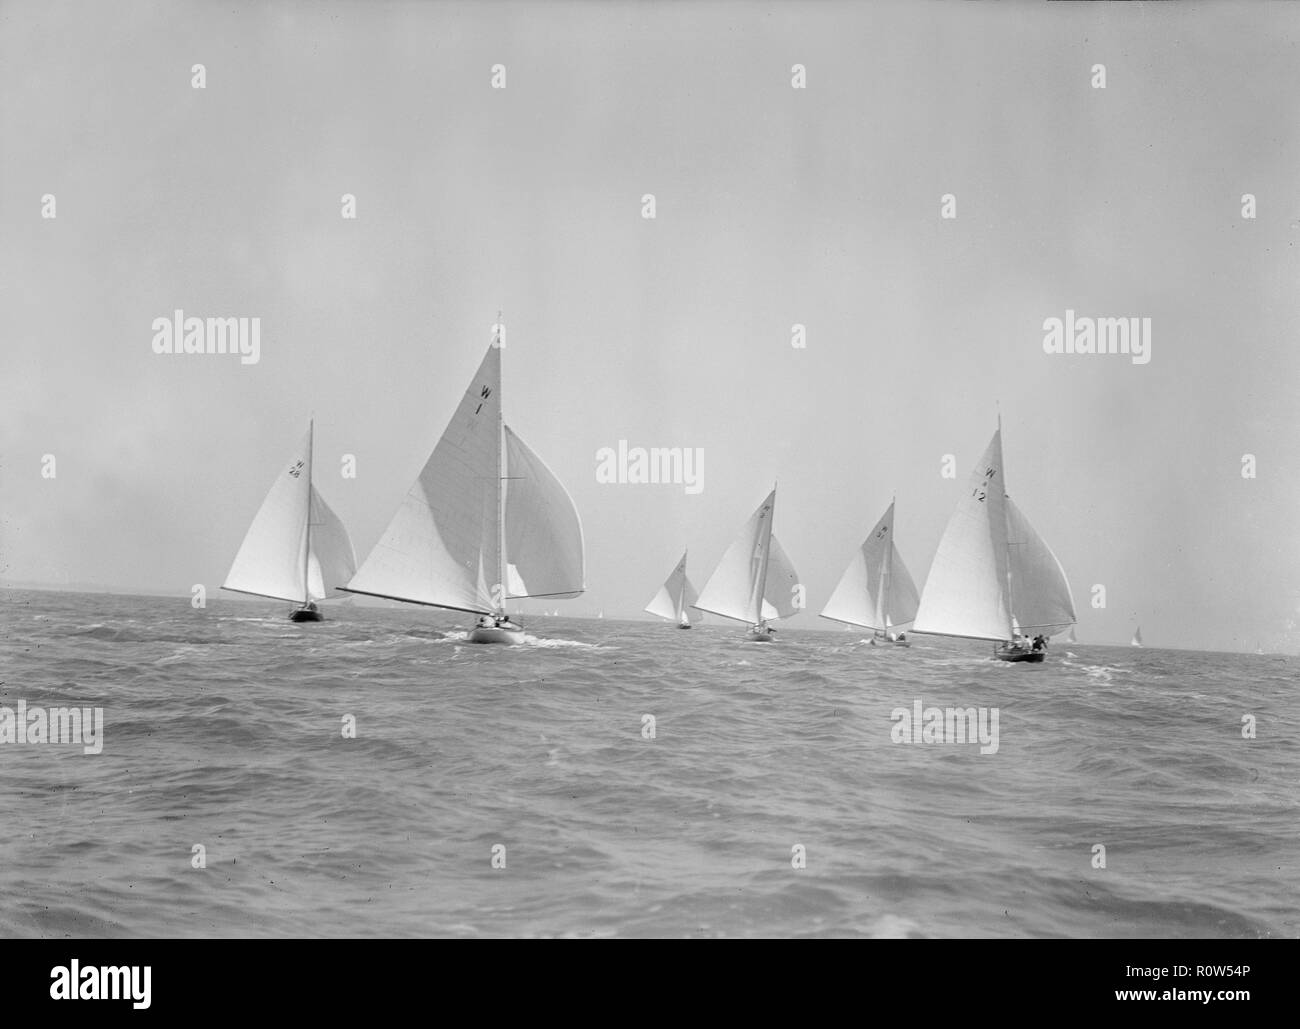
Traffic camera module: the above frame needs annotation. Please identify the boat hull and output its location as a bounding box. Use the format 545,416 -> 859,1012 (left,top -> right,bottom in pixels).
290,606 -> 323,623
996,649 -> 1044,663
745,627 -> 776,643
469,622 -> 525,645
677,623 -> 692,630
869,636 -> 910,648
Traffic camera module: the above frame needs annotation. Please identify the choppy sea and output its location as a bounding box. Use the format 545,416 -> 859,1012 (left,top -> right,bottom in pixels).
0,589 -> 1294,938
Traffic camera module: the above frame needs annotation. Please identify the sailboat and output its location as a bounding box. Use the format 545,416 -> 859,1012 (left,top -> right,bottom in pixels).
222,421 -> 357,622
1066,626 -> 1078,645
1131,626 -> 1143,648
912,421 -> 1076,662
645,550 -> 699,629
341,333 -> 585,644
693,487 -> 801,642
819,499 -> 919,646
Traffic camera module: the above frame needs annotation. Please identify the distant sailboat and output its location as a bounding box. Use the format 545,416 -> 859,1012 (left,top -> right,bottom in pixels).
820,499 -> 919,646
913,421 -> 1076,662
645,550 -> 699,629
342,333 -> 585,644
1131,626 -> 1143,648
693,487 -> 801,642
1255,641 -> 1263,655
222,421 -> 357,622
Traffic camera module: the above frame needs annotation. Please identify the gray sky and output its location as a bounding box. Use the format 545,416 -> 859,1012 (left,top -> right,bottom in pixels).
3,1 -> 1298,651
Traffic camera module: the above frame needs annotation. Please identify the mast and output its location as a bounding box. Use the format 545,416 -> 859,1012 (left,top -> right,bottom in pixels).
879,497 -> 894,636
304,418 -> 314,604
680,549 -> 686,621
998,416 -> 1015,644
754,485 -> 775,625
494,318 -> 506,619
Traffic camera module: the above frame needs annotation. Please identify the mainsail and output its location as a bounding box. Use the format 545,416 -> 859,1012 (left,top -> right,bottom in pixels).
820,500 -> 920,632
344,342 -> 584,615
694,488 -> 801,625
223,424 -> 356,604
645,551 -> 699,623
914,426 -> 1075,642
914,431 -> 1014,641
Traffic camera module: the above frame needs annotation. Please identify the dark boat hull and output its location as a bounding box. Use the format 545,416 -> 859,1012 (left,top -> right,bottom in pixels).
996,649 -> 1044,663
290,607 -> 323,623
469,619 -> 525,645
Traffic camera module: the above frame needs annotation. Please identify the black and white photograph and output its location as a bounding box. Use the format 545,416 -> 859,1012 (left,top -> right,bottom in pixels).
0,0 -> 1294,976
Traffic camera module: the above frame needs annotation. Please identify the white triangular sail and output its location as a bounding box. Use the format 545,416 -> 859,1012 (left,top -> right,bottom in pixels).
760,534 -> 802,620
914,431 -> 1014,641
223,427 -> 315,604
695,489 -> 799,625
1131,626 -> 1143,647
820,501 -> 920,632
345,346 -> 503,614
694,491 -> 774,624
503,424 -> 585,600
679,576 -> 699,624
305,487 -> 357,601
645,551 -> 698,623
1005,496 -> 1075,637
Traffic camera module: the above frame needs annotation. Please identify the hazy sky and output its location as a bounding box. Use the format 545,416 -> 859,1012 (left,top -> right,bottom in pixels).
3,1 -> 1298,651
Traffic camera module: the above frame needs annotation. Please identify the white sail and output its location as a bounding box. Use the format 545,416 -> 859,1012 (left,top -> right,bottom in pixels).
645,551 -> 695,622
680,576 -> 699,624
760,534 -> 802,620
1066,626 -> 1077,644
305,486 -> 357,600
695,489 -> 799,625
503,424 -> 585,600
694,491 -> 775,624
913,431 -> 1014,641
1005,496 -> 1075,637
344,346 -> 503,614
223,427 -> 314,604
1131,626 -> 1143,647
820,501 -> 920,631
